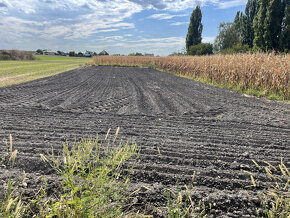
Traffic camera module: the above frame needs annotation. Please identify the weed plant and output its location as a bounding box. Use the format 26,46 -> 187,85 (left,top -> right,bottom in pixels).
247,159 -> 290,217
32,128 -> 139,217
1,134 -> 289,217
164,185 -> 208,218
1,130 -> 140,217
163,172 -> 208,218
0,134 -> 24,217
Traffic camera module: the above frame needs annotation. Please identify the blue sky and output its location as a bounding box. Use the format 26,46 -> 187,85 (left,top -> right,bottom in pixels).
0,0 -> 247,56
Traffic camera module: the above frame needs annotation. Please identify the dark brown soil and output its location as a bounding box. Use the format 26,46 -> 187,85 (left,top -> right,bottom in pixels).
0,66 -> 289,217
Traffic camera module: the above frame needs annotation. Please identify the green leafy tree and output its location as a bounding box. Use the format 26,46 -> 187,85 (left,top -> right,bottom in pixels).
221,43 -> 250,54
280,0 -> 290,52
128,52 -> 143,56
57,51 -> 65,56
263,0 -> 283,51
69,51 -> 75,57
186,6 -> 203,53
253,0 -> 269,51
188,43 -> 213,56
241,0 -> 259,47
36,49 -> 43,55
213,22 -> 241,53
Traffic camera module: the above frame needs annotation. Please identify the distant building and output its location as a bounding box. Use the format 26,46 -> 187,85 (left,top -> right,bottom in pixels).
144,53 -> 154,57
84,51 -> 94,57
99,50 -> 109,56
43,49 -> 56,55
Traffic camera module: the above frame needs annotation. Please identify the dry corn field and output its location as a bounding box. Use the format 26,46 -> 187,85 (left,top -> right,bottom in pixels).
93,53 -> 290,100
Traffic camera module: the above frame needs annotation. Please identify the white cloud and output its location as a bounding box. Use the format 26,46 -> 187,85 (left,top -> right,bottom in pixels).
0,0 -> 238,43
217,0 -> 247,9
0,0 -> 141,41
0,0 -> 244,55
128,0 -> 216,11
149,13 -> 188,20
1,0 -> 37,13
170,22 -> 189,26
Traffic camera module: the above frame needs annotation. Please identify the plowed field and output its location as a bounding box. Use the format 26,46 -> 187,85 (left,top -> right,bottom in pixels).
0,66 -> 289,217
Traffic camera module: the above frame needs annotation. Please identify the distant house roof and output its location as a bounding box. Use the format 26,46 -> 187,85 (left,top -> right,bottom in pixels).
99,50 -> 109,55
84,51 -> 93,57
144,53 -> 154,56
43,49 -> 56,54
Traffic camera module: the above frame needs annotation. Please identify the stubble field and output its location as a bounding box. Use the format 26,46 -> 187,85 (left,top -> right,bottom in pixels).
0,55 -> 88,87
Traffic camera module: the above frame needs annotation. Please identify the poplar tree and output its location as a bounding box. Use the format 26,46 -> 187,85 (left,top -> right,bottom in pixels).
241,0 -> 258,47
263,0 -> 283,51
186,6 -> 203,53
280,0 -> 290,51
234,11 -> 243,34
253,0 -> 269,51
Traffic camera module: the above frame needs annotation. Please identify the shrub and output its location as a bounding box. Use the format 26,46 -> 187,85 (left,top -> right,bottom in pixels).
0,54 -> 12,60
0,50 -> 35,60
221,43 -> 250,54
188,43 -> 213,56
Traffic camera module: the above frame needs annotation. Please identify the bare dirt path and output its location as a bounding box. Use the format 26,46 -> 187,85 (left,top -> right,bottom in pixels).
0,66 -> 289,217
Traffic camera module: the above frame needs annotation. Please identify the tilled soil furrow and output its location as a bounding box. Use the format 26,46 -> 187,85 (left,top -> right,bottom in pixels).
0,66 -> 289,217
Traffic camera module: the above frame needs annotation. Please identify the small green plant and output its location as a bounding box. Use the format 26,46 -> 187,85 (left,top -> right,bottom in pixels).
247,158 -> 290,217
216,114 -> 224,120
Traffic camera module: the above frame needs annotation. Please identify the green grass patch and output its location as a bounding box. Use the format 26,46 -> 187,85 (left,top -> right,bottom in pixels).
0,56 -> 91,87
35,55 -> 89,63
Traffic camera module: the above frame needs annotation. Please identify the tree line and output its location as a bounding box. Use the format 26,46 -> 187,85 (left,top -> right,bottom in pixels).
185,0 -> 289,55
36,49 -> 109,57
